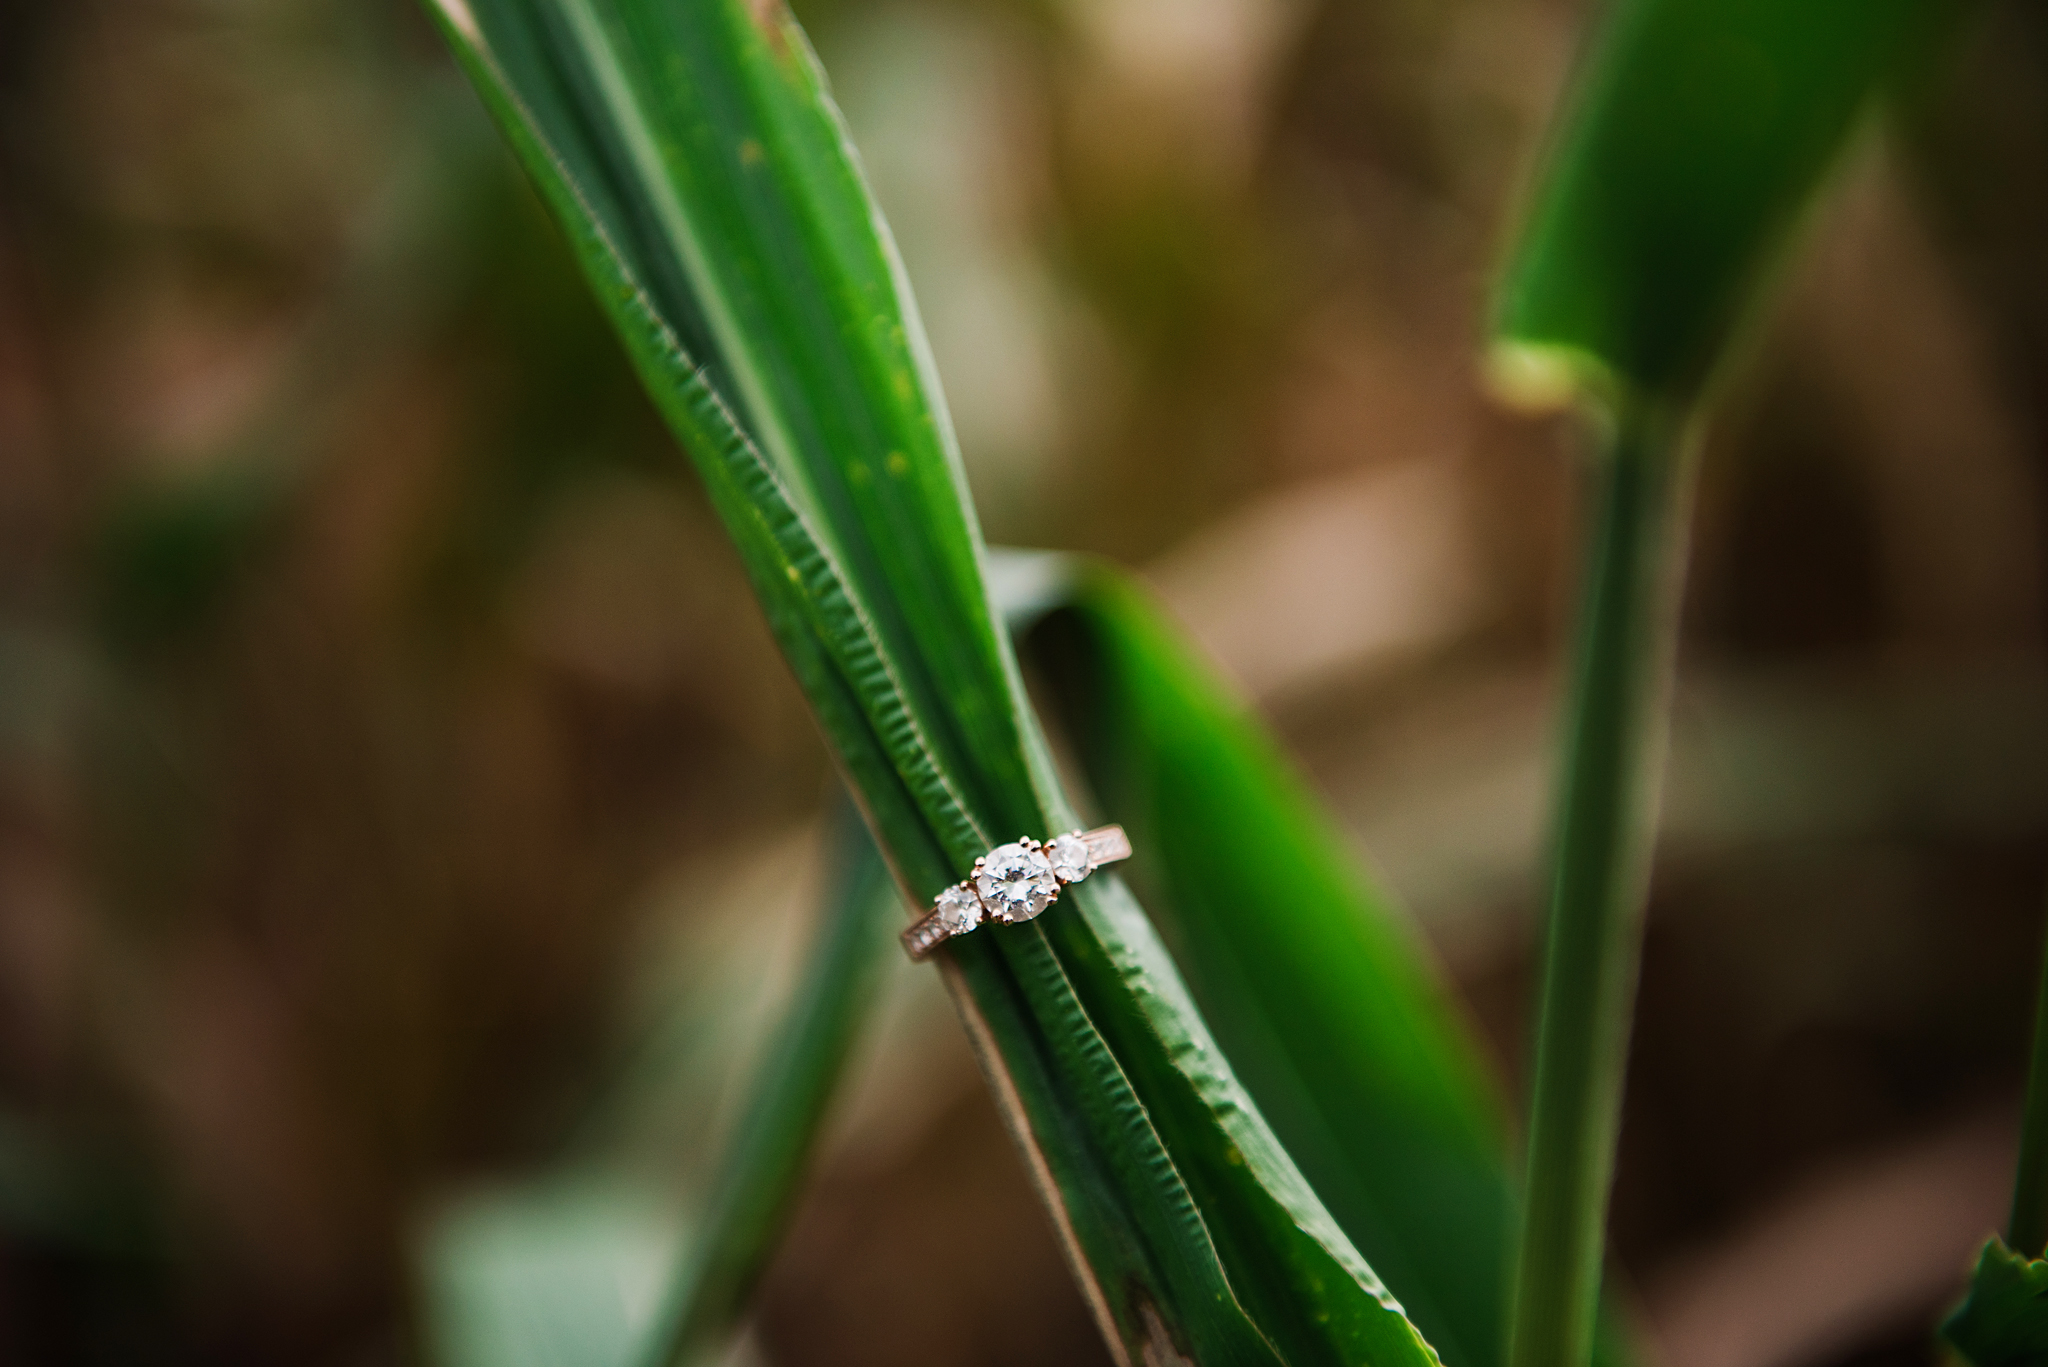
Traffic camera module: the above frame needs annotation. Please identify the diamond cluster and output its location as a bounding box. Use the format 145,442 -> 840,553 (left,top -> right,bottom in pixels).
916,830 -> 1100,948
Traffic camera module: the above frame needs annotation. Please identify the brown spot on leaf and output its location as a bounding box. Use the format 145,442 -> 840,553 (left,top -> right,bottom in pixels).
746,0 -> 790,57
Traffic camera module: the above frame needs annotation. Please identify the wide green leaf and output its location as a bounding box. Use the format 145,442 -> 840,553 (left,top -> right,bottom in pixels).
1940,1238 -> 2048,1367
1004,552 -> 1644,1367
424,2 -> 1438,1362
1010,555 -> 1513,1367
1490,0 -> 1959,411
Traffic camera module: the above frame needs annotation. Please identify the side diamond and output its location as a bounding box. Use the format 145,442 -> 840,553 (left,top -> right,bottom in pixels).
935,883 -> 983,935
1047,832 -> 1092,883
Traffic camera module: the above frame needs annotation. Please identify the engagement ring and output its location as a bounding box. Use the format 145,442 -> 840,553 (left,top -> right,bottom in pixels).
902,825 -> 1131,960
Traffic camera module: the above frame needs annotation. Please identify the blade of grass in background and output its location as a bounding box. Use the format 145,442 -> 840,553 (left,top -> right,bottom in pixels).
641,804 -> 894,1367
1490,4 -> 1966,1367
423,809 -> 894,1367
1490,0 -> 1957,409
424,2 -> 1442,1362
1506,400 -> 1689,1367
1940,1239 -> 2048,1367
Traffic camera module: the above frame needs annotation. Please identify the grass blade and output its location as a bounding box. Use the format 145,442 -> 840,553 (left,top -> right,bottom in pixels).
1508,407 -> 1691,1367
1011,553 -> 1513,1367
424,3 -> 1441,1362
1940,1238 -> 2048,1367
1490,0 -> 1959,410
1490,4 -> 1969,1366
641,805 -> 894,1367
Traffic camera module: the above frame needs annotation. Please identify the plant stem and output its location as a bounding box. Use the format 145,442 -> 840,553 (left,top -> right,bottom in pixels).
2008,902 -> 2048,1256
1509,399 -> 1694,1367
642,803 -> 896,1367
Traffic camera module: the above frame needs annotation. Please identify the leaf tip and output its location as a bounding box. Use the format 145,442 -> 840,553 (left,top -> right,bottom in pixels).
1482,339 -> 1609,417
429,0 -> 481,43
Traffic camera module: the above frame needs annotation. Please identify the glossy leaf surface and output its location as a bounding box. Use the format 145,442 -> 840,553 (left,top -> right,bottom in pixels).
423,2 -> 1437,1362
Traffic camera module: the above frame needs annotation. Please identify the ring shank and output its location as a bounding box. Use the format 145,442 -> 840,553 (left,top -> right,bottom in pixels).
1081,825 -> 1132,866
902,916 -> 951,960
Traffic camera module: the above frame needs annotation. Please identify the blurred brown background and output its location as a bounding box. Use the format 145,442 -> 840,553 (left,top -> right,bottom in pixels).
1,0 -> 2047,1364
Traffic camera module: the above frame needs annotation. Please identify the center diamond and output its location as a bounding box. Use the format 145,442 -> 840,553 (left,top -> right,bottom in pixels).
974,841 -> 1059,923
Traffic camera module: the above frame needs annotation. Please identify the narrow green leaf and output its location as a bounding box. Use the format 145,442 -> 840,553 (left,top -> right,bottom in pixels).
1508,404 -> 1692,1367
1012,554 -> 1515,1367
421,813 -> 890,1367
642,805 -> 894,1367
422,9 -> 1222,1349
468,0 -> 1039,847
1489,5 -> 1975,1367
425,3 -> 1440,1362
1940,1238 -> 2048,1367
985,923 -> 1288,1366
1490,0 -> 1959,410
1048,878 -> 1438,1367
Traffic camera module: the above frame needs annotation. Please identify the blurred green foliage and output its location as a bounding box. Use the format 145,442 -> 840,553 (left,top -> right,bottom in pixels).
1941,1239 -> 2048,1367
1493,0 -> 1959,408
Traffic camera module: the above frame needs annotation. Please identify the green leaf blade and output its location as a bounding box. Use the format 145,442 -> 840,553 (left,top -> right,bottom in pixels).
1941,1238 -> 2048,1367
1048,876 -> 1445,1367
425,4 -> 1448,1363
644,807 -> 897,1367
552,0 -> 1036,841
1493,0 -> 1957,407
1488,6 -> 1975,1367
1015,555 -> 1511,1367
